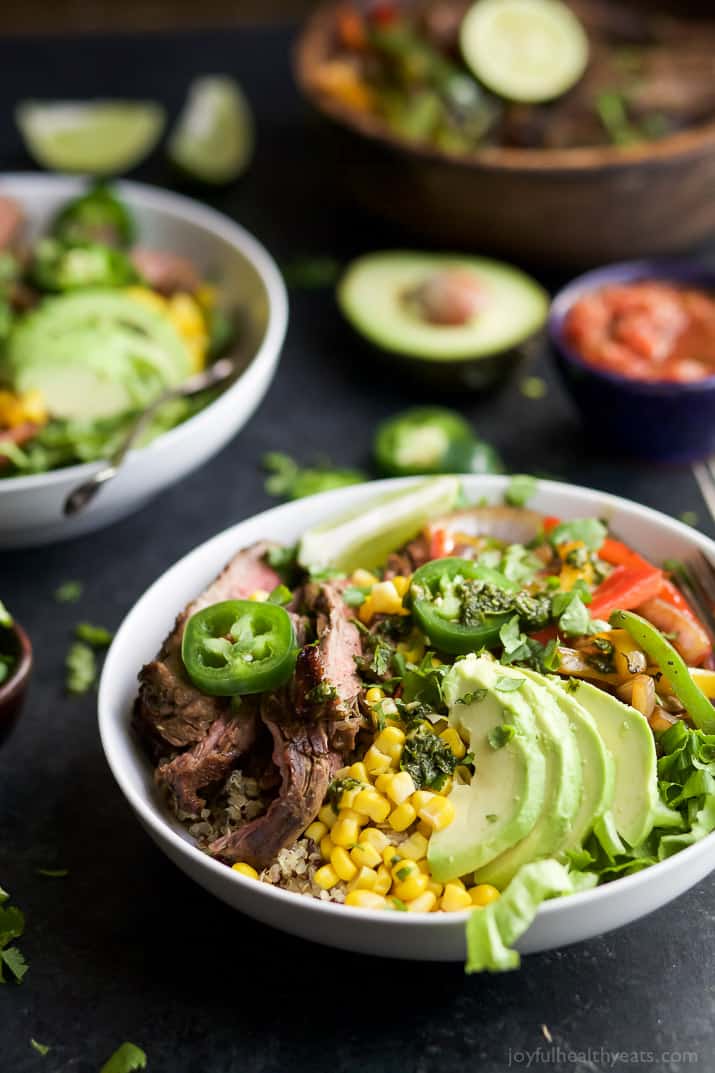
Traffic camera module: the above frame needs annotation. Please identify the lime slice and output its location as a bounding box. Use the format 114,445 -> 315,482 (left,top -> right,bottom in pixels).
168,76 -> 254,184
460,0 -> 589,104
15,101 -> 165,175
298,476 -> 461,574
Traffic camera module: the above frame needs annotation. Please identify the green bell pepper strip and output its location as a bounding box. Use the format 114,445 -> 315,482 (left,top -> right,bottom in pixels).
408,556 -> 517,655
610,609 -> 715,733
181,599 -> 297,696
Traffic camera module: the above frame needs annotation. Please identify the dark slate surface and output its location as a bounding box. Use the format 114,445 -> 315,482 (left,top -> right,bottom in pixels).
0,25 -> 713,1073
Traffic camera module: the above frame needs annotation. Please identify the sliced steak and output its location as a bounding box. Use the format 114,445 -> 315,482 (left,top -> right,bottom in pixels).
156,702 -> 258,816
209,693 -> 339,869
0,196 -> 24,250
384,533 -> 431,579
209,582 -> 364,868
134,541 -> 281,756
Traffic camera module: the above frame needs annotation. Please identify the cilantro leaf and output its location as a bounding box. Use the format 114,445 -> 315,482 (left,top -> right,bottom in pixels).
504,474 -> 537,508
36,868 -> 68,878
100,1043 -> 148,1073
552,592 -> 592,637
262,451 -> 365,501
267,584 -> 292,606
75,622 -> 113,647
54,580 -> 83,603
488,724 -> 515,750
1,946 -> 28,982
549,518 -> 606,552
65,640 -> 97,694
30,1040 -> 50,1056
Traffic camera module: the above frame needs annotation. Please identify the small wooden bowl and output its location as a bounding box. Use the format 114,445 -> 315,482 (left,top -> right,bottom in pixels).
0,621 -> 32,744
294,3 -> 715,267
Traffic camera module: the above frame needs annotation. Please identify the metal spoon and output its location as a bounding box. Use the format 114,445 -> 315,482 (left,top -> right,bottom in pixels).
63,355 -> 237,516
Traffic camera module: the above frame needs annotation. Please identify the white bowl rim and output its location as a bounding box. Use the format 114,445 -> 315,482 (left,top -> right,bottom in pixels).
98,474 -> 715,930
0,173 -> 289,492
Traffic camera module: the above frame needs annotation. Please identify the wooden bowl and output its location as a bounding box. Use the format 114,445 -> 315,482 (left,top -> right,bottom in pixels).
0,621 -> 32,745
294,3 -> 715,267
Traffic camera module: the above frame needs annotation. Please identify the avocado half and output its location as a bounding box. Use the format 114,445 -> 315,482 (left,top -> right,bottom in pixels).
337,251 -> 549,392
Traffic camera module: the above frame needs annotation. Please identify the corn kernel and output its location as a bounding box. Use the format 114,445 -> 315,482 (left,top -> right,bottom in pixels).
417,820 -> 433,839
375,726 -> 406,764
391,575 -> 411,597
441,882 -> 473,912
318,804 -> 337,828
125,285 -> 167,313
364,745 -> 393,775
426,880 -> 443,898
364,687 -> 385,706
353,787 -> 391,823
344,890 -> 387,909
389,802 -> 417,832
248,589 -> 269,602
348,866 -> 378,892
417,795 -> 456,832
374,865 -> 392,896
348,762 -> 368,782
331,845 -> 358,882
411,790 -> 436,812
361,827 -> 390,854
370,580 -> 405,616
385,770 -> 416,805
416,859 -> 430,874
314,864 -> 339,890
350,840 -> 383,870
331,813 -> 361,847
338,786 -> 361,810
470,884 -> 501,908
304,820 -> 328,843
319,834 -> 333,860
232,862 -> 258,879
407,891 -> 437,913
341,806 -> 368,826
436,778 -> 453,797
393,866 -> 429,902
439,726 -> 467,760
399,832 -> 429,861
352,569 -> 379,588
383,846 -> 403,868
374,772 -> 393,793
358,596 -> 376,624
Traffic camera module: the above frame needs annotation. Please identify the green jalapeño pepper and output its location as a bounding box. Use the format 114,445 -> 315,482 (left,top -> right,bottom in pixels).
610,609 -> 715,733
181,599 -> 297,696
408,556 -> 520,655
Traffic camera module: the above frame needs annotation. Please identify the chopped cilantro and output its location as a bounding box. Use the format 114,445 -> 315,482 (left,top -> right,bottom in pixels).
504,474 -> 537,507
342,585 -> 368,607
400,725 -> 458,790
265,545 -> 299,583
519,376 -> 548,400
65,641 -> 97,695
548,518 -> 606,552
75,622 -> 113,647
679,511 -> 699,528
267,584 -> 292,606
551,591 -> 592,637
263,451 -> 365,501
456,689 -> 487,705
36,868 -> 68,878
0,888 -> 27,984
30,1040 -> 50,1056
486,813 -> 498,823
282,255 -> 341,290
565,677 -> 581,693
488,724 -> 515,750
307,680 -> 338,704
54,580 -> 83,603
99,1042 -> 147,1073
395,866 -> 411,882
326,777 -> 362,810
390,897 -> 408,911
495,676 -> 524,692
0,600 -> 13,628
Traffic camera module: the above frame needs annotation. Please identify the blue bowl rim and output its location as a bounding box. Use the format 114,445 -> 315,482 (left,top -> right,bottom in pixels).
548,258 -> 715,396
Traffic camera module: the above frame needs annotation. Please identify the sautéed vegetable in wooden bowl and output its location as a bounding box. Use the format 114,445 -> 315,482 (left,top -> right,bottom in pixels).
295,0 -> 715,266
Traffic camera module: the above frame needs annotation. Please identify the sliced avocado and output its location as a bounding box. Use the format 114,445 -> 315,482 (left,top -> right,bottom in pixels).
428,655 -> 546,884
3,289 -> 191,420
556,678 -> 658,847
337,251 -> 548,391
520,668 -> 615,850
473,663 -> 583,890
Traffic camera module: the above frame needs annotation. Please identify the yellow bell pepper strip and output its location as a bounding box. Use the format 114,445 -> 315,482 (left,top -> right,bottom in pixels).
610,609 -> 715,733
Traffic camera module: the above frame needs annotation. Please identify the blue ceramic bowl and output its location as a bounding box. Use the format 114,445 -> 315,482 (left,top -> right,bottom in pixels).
549,260 -> 715,462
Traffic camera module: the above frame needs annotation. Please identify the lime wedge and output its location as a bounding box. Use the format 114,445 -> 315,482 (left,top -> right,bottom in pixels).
168,76 -> 254,184
460,0 -> 589,104
298,476 -> 461,574
15,101 -> 166,175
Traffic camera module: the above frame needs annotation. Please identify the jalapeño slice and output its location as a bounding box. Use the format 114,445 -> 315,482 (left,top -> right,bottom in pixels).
181,599 -> 297,696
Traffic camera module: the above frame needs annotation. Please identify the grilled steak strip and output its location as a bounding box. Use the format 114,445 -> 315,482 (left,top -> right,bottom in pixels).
155,702 -> 258,816
134,541 -> 281,756
208,582 -> 364,868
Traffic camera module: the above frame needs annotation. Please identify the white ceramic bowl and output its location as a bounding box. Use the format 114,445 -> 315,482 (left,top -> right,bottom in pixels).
99,476 -> 715,961
0,174 -> 287,548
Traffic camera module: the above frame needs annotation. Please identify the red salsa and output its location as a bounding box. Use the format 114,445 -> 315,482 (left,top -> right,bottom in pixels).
564,281 -> 715,383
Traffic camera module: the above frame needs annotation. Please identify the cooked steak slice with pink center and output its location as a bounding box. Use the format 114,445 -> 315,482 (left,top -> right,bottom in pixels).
209,693 -> 339,869
134,541 -> 281,755
156,702 -> 258,816
209,582 -> 364,868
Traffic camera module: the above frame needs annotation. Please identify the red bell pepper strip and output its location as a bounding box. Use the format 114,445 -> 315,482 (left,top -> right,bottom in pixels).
657,577 -> 708,629
427,526 -> 455,560
589,564 -> 663,621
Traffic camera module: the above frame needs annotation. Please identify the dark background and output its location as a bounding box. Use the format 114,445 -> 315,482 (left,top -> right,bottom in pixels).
0,21 -> 713,1073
